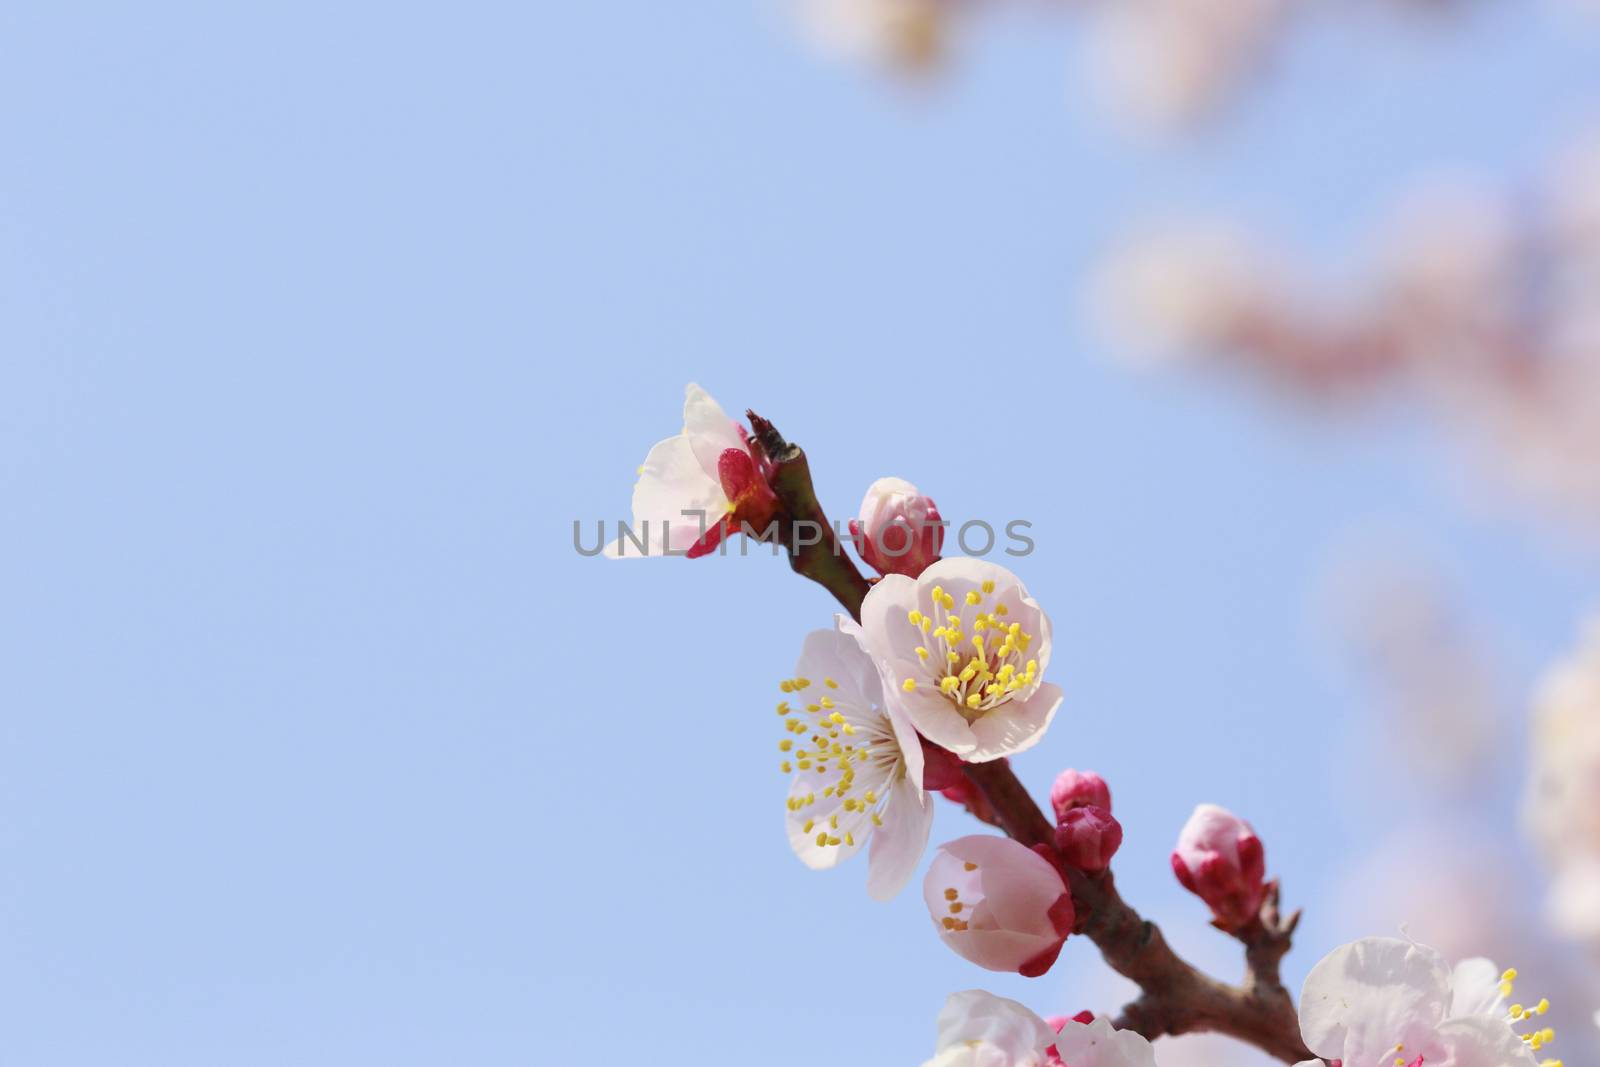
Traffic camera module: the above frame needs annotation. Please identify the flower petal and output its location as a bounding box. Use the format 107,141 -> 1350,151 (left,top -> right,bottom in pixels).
1298,937 -> 1452,1060
1433,1015 -> 1539,1067
967,681 -> 1064,762
1051,1015 -> 1160,1067
866,777 -> 933,901
682,382 -> 747,480
609,432 -> 726,557
1448,957 -> 1506,1019
860,573 -> 926,664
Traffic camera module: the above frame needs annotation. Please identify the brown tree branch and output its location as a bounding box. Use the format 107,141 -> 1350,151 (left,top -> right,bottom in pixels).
750,411 -> 1315,1065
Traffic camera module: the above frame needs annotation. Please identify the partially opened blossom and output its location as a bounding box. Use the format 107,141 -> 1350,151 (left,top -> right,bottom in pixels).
849,476 -> 944,579
923,835 -> 1074,977
779,617 -> 933,900
922,990 -> 1059,1067
862,558 -> 1064,762
1171,804 -> 1266,931
608,383 -> 778,558
1295,937 -> 1550,1067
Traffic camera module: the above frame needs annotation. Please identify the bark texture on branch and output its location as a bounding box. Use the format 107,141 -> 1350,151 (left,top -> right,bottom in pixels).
752,412 -> 1315,1065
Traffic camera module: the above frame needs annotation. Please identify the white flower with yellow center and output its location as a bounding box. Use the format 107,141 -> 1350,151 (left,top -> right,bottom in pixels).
861,558 -> 1063,762
1295,937 -> 1557,1067
778,617 -> 932,900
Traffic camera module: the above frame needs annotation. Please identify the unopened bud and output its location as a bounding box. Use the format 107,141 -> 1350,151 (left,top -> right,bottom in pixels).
1055,805 -> 1123,872
1171,803 -> 1267,931
848,476 -> 943,578
1050,768 -> 1112,821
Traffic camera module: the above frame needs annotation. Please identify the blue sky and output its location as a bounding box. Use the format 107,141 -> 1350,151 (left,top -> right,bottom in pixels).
2,2 -> 1599,1064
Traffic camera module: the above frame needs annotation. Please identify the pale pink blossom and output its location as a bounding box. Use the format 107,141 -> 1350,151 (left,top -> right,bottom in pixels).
608,383 -> 777,558
849,476 -> 944,579
1295,937 -> 1547,1067
779,617 -> 933,900
923,835 -> 1074,977
861,558 -> 1063,762
1171,804 -> 1265,931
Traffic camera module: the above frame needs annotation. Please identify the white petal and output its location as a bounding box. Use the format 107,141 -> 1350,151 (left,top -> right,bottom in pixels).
860,572 -> 926,664
1433,1015 -> 1539,1067
608,432 -> 726,556
896,675 -> 978,755
966,682 -> 1064,762
1052,1015 -> 1160,1067
886,698 -> 926,788
1448,957 -> 1505,1019
865,778 -> 933,900
1298,937 -> 1452,1060
682,382 -> 746,479
795,622 -> 882,711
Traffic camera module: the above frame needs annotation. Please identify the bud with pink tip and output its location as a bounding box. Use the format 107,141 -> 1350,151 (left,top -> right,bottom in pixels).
1050,768 -> 1112,822
849,476 -> 944,578
1055,806 -> 1123,872
1170,803 -> 1266,931
923,835 -> 1075,978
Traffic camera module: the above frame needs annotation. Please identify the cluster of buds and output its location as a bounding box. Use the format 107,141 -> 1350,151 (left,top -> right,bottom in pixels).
1051,769 -> 1123,873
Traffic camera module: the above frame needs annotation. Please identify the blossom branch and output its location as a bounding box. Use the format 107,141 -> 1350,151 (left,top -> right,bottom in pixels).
750,410 -> 1313,1065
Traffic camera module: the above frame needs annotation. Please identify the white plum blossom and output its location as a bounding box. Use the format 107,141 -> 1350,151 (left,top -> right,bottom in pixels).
861,558 -> 1063,762
608,383 -> 776,558
778,617 -> 933,900
1294,937 -> 1553,1067
923,835 -> 1075,977
921,991 -> 1162,1067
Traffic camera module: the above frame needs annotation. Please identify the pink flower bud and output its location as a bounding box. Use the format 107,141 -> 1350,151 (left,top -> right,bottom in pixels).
1170,803 -> 1266,931
849,476 -> 943,579
1055,805 -> 1123,872
924,835 -> 1075,978
1050,768 -> 1112,821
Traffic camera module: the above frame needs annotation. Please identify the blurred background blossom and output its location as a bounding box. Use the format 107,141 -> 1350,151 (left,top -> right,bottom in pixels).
1095,132 -> 1600,535
794,0 -> 1596,132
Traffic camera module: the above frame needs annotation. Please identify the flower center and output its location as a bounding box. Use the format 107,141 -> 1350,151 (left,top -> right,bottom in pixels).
901,581 -> 1038,722
775,675 -> 904,849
